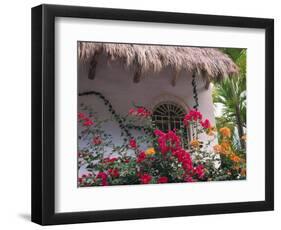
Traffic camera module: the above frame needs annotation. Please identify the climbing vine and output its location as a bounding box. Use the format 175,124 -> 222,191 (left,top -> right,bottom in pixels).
79,91 -> 132,140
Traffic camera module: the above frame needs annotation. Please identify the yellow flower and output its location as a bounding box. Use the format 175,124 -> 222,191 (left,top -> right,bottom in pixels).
219,127 -> 231,138
145,147 -> 156,155
190,139 -> 200,149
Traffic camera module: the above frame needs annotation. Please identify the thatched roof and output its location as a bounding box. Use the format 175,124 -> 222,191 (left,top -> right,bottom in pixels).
78,42 -> 239,87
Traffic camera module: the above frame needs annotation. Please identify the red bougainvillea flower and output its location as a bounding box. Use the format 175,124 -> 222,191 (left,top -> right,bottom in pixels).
103,157 -> 118,163
78,112 -> 95,126
139,173 -> 152,184
108,168 -> 120,178
93,136 -> 102,145
124,158 -> 130,163
154,129 -> 165,136
128,108 -> 135,115
78,177 -> 85,184
200,119 -> 211,129
129,138 -> 137,148
96,172 -> 108,186
166,130 -> 181,149
137,107 -> 151,117
78,112 -> 86,119
137,151 -> 146,163
194,164 -> 205,179
96,172 -> 107,179
183,109 -> 203,126
128,107 -> 151,118
157,176 -> 168,183
154,129 -> 181,154
172,149 -> 193,172
83,118 -> 94,127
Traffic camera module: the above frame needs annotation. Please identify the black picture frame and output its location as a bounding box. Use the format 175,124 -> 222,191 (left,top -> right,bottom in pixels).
31,4 -> 274,225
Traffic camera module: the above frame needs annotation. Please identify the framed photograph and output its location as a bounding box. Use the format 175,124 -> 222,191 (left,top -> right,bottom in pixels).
31,4 -> 274,225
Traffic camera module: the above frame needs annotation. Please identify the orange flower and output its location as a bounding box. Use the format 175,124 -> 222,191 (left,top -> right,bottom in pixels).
190,139 -> 200,149
213,144 -> 222,153
207,126 -> 216,136
145,147 -> 156,155
220,141 -> 231,154
213,141 -> 232,155
219,127 -> 231,138
230,154 -> 241,163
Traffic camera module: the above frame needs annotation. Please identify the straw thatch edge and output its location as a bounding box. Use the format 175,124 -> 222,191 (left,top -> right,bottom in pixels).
78,42 -> 239,87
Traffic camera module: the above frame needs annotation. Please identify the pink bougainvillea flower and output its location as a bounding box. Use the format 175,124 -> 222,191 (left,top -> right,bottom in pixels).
157,176 -> 168,183
172,149 -> 193,173
200,119 -> 211,129
166,130 -> 181,149
139,173 -> 152,184
183,109 -> 203,126
78,112 -> 95,127
78,112 -> 86,119
103,157 -> 118,164
83,118 -> 94,127
128,108 -> 136,115
93,136 -> 102,145
137,151 -> 146,163
194,164 -> 205,179
108,168 -> 120,178
137,107 -> 151,117
96,172 -> 108,186
154,129 -> 181,154
137,107 -> 145,114
154,129 -> 165,137
190,109 -> 203,121
128,107 -> 151,118
96,172 -> 107,179
78,177 -> 85,184
123,158 -> 131,163
129,138 -> 137,148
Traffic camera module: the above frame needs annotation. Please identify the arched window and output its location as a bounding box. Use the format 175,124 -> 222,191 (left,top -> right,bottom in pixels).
152,102 -> 186,132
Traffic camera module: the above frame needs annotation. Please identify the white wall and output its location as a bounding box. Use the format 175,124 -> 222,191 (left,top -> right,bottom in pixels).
0,0 -> 280,229
78,54 -> 216,141
78,53 -> 217,175
79,54 -> 215,117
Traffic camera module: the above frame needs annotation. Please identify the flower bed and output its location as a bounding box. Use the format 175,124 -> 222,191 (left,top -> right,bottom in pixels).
78,106 -> 246,187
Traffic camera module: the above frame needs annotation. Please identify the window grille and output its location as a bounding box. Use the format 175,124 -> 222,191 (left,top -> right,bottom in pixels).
152,102 -> 192,143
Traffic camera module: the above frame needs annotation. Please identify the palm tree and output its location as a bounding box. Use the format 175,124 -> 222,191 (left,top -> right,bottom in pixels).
213,48 -> 246,150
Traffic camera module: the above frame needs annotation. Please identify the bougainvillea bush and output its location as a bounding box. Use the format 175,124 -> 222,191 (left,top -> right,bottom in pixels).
78,105 -> 246,187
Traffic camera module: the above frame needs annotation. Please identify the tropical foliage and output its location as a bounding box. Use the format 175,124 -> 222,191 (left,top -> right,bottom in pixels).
213,48 -> 247,153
